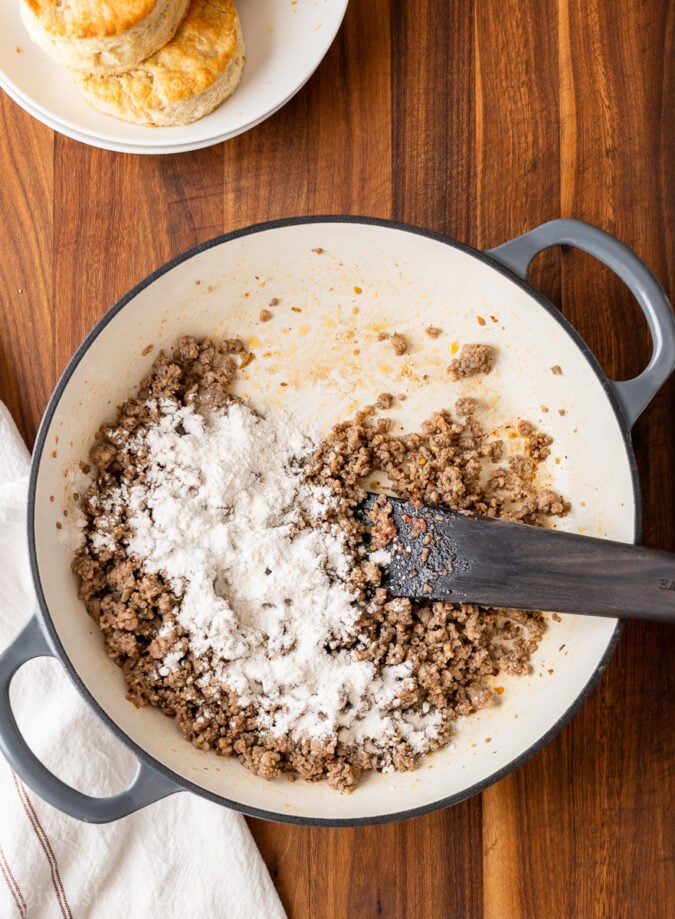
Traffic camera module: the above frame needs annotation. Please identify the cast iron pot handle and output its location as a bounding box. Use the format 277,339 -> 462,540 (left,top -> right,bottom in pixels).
486,218 -> 675,427
0,614 -> 181,823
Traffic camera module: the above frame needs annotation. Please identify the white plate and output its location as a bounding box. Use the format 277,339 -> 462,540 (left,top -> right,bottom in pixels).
0,0 -> 349,154
0,75 -> 268,155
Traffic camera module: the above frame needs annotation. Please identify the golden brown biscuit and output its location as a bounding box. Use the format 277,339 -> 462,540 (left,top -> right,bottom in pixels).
78,0 -> 245,127
19,0 -> 190,75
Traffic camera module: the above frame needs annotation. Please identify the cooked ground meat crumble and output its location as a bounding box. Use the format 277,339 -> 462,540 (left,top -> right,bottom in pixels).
448,343 -> 494,379
390,332 -> 408,355
72,336 -> 569,792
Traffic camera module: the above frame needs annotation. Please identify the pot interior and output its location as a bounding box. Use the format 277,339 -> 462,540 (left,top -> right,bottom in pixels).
32,220 -> 632,821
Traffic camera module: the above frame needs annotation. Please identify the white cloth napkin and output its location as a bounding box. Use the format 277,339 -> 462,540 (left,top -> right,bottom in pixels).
0,402 -> 286,919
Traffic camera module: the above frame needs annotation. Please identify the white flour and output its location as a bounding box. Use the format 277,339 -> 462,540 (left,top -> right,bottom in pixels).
85,398 -> 442,752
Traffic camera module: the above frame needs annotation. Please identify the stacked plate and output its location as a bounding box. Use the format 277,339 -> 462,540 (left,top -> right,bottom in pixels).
0,0 -> 349,154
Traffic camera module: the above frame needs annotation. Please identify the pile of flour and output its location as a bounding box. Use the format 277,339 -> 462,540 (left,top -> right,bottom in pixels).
89,398 -> 443,753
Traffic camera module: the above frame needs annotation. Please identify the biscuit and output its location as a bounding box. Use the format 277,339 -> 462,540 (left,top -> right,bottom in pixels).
77,0 -> 245,127
19,0 -> 190,75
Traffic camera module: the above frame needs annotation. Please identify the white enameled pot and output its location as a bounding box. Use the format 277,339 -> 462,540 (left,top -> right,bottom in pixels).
1,217 -> 673,825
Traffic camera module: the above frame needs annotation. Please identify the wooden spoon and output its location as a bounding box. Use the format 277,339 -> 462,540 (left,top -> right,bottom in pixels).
361,494 -> 675,623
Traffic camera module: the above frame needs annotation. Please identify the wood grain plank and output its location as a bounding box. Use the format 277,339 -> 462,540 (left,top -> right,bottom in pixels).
473,0 -> 561,250
250,799 -> 483,919
473,0 -> 564,320
220,89 -> 310,231
222,0 -> 393,230
483,2 -> 675,917
0,95 -> 53,445
557,0 -> 660,382
52,139 -> 224,377
554,7 -> 675,915
484,612 -> 675,919
307,0 -> 392,216
391,0 -> 475,239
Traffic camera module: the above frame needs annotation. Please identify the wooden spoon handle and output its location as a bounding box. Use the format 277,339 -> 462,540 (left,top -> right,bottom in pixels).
439,516 -> 675,622
371,497 -> 675,623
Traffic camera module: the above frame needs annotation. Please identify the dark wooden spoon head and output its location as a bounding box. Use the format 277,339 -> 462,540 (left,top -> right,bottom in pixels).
359,493 -> 675,623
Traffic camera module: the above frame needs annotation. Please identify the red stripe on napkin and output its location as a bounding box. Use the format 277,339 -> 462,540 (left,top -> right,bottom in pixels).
11,772 -> 73,919
0,843 -> 27,918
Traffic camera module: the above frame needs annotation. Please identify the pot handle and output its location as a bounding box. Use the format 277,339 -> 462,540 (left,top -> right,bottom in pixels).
486,218 -> 675,427
0,614 -> 181,823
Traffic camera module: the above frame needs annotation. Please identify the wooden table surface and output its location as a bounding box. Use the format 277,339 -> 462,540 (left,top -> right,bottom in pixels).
1,1 -> 673,916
